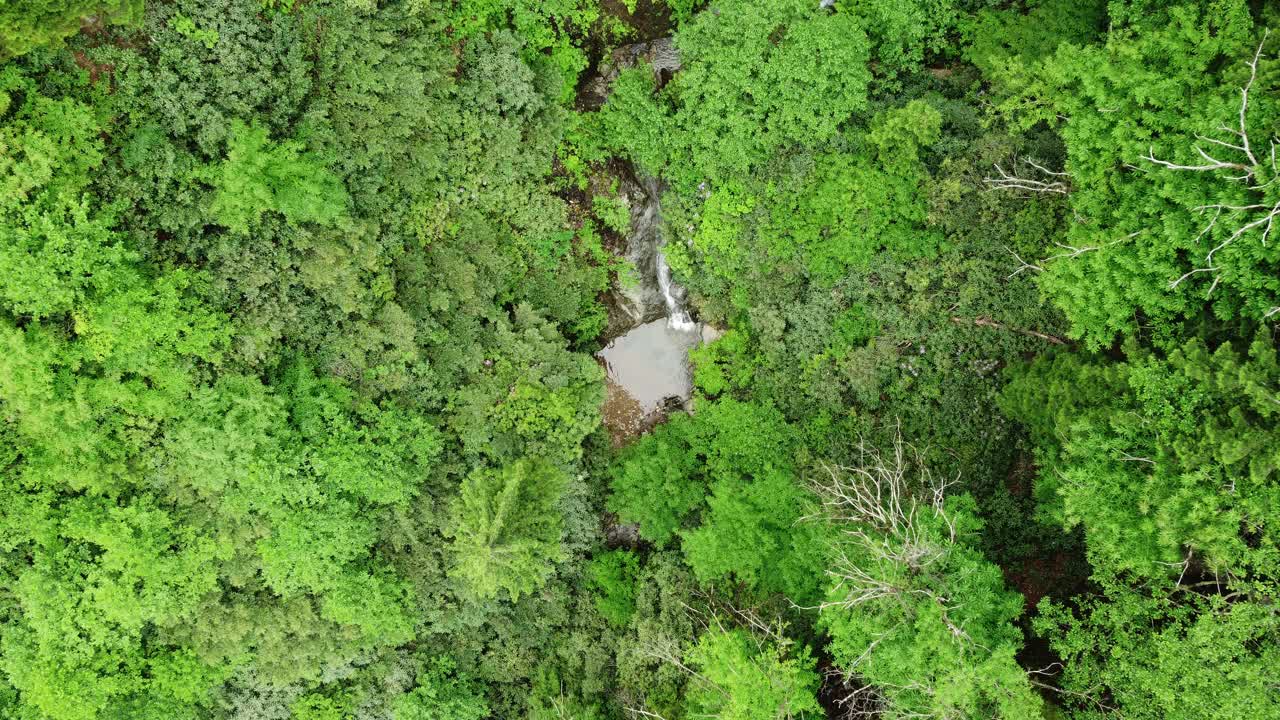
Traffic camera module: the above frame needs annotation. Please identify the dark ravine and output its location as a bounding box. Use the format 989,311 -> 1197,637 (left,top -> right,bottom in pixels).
582,35 -> 716,444
595,168 -> 710,444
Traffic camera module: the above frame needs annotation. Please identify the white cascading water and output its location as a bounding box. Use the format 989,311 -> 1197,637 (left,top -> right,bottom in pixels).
656,249 -> 696,332
597,171 -> 702,428
634,175 -> 697,333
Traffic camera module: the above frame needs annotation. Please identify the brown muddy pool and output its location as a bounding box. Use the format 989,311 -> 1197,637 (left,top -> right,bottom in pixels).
597,319 -> 705,445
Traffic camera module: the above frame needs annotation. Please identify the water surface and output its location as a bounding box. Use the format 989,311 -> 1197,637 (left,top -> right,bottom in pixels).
597,319 -> 702,414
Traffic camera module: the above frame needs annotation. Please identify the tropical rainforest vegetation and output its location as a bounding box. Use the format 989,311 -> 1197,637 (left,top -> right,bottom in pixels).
1,0 -> 1278,718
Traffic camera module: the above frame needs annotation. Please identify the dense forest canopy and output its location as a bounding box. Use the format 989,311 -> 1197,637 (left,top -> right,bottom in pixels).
0,0 -> 1278,718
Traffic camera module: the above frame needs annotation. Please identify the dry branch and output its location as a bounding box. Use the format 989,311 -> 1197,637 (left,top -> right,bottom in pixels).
949,316 -> 1068,345
985,156 -> 1072,195
806,430 -> 963,615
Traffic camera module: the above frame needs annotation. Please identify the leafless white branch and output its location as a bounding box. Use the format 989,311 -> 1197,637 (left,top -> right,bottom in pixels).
1145,29 -> 1280,314
1237,30 -> 1269,168
1004,246 -> 1044,278
624,707 -> 671,720
1170,265 -> 1221,290
985,157 -> 1072,195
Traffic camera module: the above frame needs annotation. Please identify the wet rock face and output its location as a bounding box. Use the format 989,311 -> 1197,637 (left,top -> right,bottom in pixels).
596,171 -> 703,445
643,37 -> 681,84
580,37 -> 680,110
595,172 -> 705,445
583,36 -> 704,445
608,174 -> 670,335
580,34 -> 687,338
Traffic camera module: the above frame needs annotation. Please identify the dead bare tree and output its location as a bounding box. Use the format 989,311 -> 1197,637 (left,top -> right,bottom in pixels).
685,588 -> 792,651
984,156 -> 1072,196
1143,30 -> 1280,302
803,430 -> 978,647
1004,245 -> 1045,277
638,600 -> 817,720
809,429 -> 958,563
635,634 -> 728,703
822,667 -> 887,720
623,707 -> 671,720
1025,663 -> 1118,715
948,315 -> 1069,345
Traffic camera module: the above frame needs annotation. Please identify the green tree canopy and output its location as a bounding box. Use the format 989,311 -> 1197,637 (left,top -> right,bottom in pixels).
0,0 -> 141,57
812,436 -> 1039,720
684,628 -> 821,720
447,458 -> 568,601
992,1 -> 1274,346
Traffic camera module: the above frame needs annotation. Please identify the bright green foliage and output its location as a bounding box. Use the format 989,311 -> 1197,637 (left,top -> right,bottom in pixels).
600,0 -> 872,188
0,496 -> 229,720
169,13 -> 219,49
6,0 -> 1280,718
658,0 -> 695,24
0,65 -> 126,320
667,0 -> 871,185
422,0 -> 599,100
591,193 -> 630,234
0,70 -> 232,712
0,63 -> 432,703
393,657 -> 489,720
723,101 -> 943,286
0,0 -> 141,56
607,414 -> 705,546
991,2 -> 1274,346
320,570 -> 417,644
204,120 -> 349,233
815,445 -> 1039,720
0,73 -> 228,498
0,1 -> 610,718
1037,579 -> 1280,720
587,550 -> 640,628
447,458 -> 568,601
681,463 -> 826,602
291,692 -> 357,720
844,0 -> 968,80
611,399 -> 827,602
965,0 -> 1108,92
689,328 -> 757,396
684,629 -> 821,720
996,349 -> 1130,518
1003,334 -> 1280,579
591,66 -> 672,175
1005,329 -> 1280,718
0,357 -> 433,716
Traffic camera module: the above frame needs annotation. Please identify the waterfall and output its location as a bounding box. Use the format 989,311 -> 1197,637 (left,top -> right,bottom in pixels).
598,169 -> 703,441
656,248 -> 696,331
637,176 -> 697,333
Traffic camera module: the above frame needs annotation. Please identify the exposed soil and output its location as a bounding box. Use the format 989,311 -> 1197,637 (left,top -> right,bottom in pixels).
600,374 -> 651,447
72,51 -> 115,87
